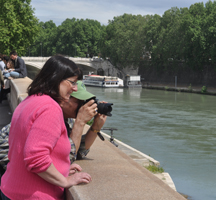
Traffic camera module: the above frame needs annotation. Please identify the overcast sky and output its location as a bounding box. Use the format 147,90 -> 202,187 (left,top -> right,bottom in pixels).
31,0 -> 210,26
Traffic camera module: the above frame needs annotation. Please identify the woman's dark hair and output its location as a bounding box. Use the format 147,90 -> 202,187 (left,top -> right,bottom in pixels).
3,55 -> 9,62
27,55 -> 81,103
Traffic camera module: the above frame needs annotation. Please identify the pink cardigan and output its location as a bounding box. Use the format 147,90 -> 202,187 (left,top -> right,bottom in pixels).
1,95 -> 71,200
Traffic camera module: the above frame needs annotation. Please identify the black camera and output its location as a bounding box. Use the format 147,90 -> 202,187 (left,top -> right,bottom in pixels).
84,97 -> 113,117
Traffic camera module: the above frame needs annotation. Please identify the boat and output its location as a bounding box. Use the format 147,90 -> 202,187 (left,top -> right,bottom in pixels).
125,75 -> 142,88
83,75 -> 124,87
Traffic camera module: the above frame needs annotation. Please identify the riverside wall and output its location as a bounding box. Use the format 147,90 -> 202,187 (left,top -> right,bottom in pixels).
138,62 -> 216,89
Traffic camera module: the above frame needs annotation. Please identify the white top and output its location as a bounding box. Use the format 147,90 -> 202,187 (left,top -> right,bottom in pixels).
0,61 -> 5,71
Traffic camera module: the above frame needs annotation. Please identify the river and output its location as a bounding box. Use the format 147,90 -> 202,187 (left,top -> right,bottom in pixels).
86,86 -> 216,200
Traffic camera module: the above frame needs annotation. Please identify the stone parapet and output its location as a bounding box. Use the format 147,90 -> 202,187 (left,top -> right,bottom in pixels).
8,77 -> 32,113
66,125 -> 185,200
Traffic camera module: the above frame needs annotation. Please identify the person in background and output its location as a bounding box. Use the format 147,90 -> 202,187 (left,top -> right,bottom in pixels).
0,72 -> 4,102
2,55 -> 9,75
0,57 -> 14,103
2,56 -> 9,67
1,55 -> 97,200
4,50 -> 27,78
0,54 -> 5,72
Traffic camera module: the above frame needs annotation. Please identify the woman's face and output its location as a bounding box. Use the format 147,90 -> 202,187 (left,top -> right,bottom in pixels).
59,76 -> 78,102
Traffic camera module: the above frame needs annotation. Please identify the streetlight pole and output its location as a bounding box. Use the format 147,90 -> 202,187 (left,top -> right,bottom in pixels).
74,43 -> 77,57
40,42 -> 42,57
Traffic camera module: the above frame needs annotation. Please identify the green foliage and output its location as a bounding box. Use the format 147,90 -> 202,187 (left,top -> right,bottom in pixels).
30,18 -> 104,57
101,14 -> 151,69
188,84 -> 192,91
2,0 -> 216,74
0,0 -> 39,55
142,1 -> 216,71
29,20 -> 57,56
201,86 -> 207,93
86,119 -> 94,126
145,165 -> 164,174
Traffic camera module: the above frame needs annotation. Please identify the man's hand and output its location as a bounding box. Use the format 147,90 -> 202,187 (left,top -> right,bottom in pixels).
92,113 -> 107,131
91,101 -> 107,130
76,99 -> 98,125
70,99 -> 98,153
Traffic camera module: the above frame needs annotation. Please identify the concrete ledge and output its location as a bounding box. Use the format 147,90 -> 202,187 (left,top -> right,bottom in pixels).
101,132 -> 160,166
9,77 -> 32,113
66,125 -> 185,200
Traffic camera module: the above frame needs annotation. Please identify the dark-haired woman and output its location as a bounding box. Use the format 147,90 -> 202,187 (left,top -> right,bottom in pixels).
1,55 -> 95,200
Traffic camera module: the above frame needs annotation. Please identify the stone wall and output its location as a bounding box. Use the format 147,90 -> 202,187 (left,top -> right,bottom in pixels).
138,63 -> 216,88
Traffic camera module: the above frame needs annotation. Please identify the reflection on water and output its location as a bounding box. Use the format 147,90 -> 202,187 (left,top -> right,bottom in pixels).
86,87 -> 216,200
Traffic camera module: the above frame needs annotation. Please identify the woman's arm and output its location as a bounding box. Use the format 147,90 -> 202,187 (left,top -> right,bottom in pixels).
38,163 -> 92,188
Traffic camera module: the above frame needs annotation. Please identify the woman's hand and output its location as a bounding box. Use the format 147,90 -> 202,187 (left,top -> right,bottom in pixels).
38,163 -> 91,188
66,171 -> 92,187
69,163 -> 82,174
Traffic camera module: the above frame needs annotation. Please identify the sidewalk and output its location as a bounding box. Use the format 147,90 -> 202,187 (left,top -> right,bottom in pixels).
0,100 -> 12,130
101,132 -> 177,191
67,128 -> 186,200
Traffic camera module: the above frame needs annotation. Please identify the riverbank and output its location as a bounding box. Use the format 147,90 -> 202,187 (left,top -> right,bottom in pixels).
142,83 -> 216,96
100,132 -> 178,191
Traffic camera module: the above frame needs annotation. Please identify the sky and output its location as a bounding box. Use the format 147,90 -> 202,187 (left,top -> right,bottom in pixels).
31,0 -> 210,26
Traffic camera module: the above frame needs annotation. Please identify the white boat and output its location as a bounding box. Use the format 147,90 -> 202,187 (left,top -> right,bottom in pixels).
125,75 -> 142,88
83,75 -> 124,87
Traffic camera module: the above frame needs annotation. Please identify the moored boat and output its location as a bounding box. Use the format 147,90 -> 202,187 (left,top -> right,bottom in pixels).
83,75 -> 124,87
125,75 -> 142,88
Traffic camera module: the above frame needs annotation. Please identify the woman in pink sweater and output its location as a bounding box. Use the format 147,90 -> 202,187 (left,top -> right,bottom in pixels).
1,55 -> 96,200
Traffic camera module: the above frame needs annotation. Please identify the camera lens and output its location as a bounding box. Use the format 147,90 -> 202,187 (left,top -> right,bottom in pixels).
97,102 -> 113,116
83,98 -> 113,116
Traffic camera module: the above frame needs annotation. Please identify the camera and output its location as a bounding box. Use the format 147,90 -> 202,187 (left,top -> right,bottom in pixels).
84,97 -> 113,117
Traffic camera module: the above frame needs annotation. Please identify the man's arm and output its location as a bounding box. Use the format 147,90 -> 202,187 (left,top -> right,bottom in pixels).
69,100 -> 97,154
84,113 -> 107,149
14,57 -> 25,74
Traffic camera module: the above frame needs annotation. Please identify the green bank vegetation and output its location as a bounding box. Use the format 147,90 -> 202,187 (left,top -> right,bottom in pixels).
1,0 -> 216,72
145,165 -> 164,174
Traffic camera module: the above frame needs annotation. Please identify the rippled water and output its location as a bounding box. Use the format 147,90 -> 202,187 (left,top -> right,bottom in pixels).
86,87 -> 216,200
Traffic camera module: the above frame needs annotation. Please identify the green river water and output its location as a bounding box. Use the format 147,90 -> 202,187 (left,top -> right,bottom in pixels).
86,86 -> 216,200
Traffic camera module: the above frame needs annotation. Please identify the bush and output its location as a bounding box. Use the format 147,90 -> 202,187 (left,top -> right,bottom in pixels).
188,84 -> 192,91
145,165 -> 164,173
201,86 -> 207,93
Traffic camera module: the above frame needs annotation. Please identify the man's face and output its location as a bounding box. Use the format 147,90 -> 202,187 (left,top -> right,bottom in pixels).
62,96 -> 83,119
10,54 -> 17,60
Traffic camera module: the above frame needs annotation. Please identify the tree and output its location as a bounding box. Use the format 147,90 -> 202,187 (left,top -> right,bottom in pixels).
30,20 -> 57,56
0,0 -> 39,55
53,18 -> 103,57
102,14 -> 150,69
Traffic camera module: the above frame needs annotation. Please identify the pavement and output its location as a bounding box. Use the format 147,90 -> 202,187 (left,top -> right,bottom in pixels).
67,126 -> 186,200
101,132 -> 177,191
